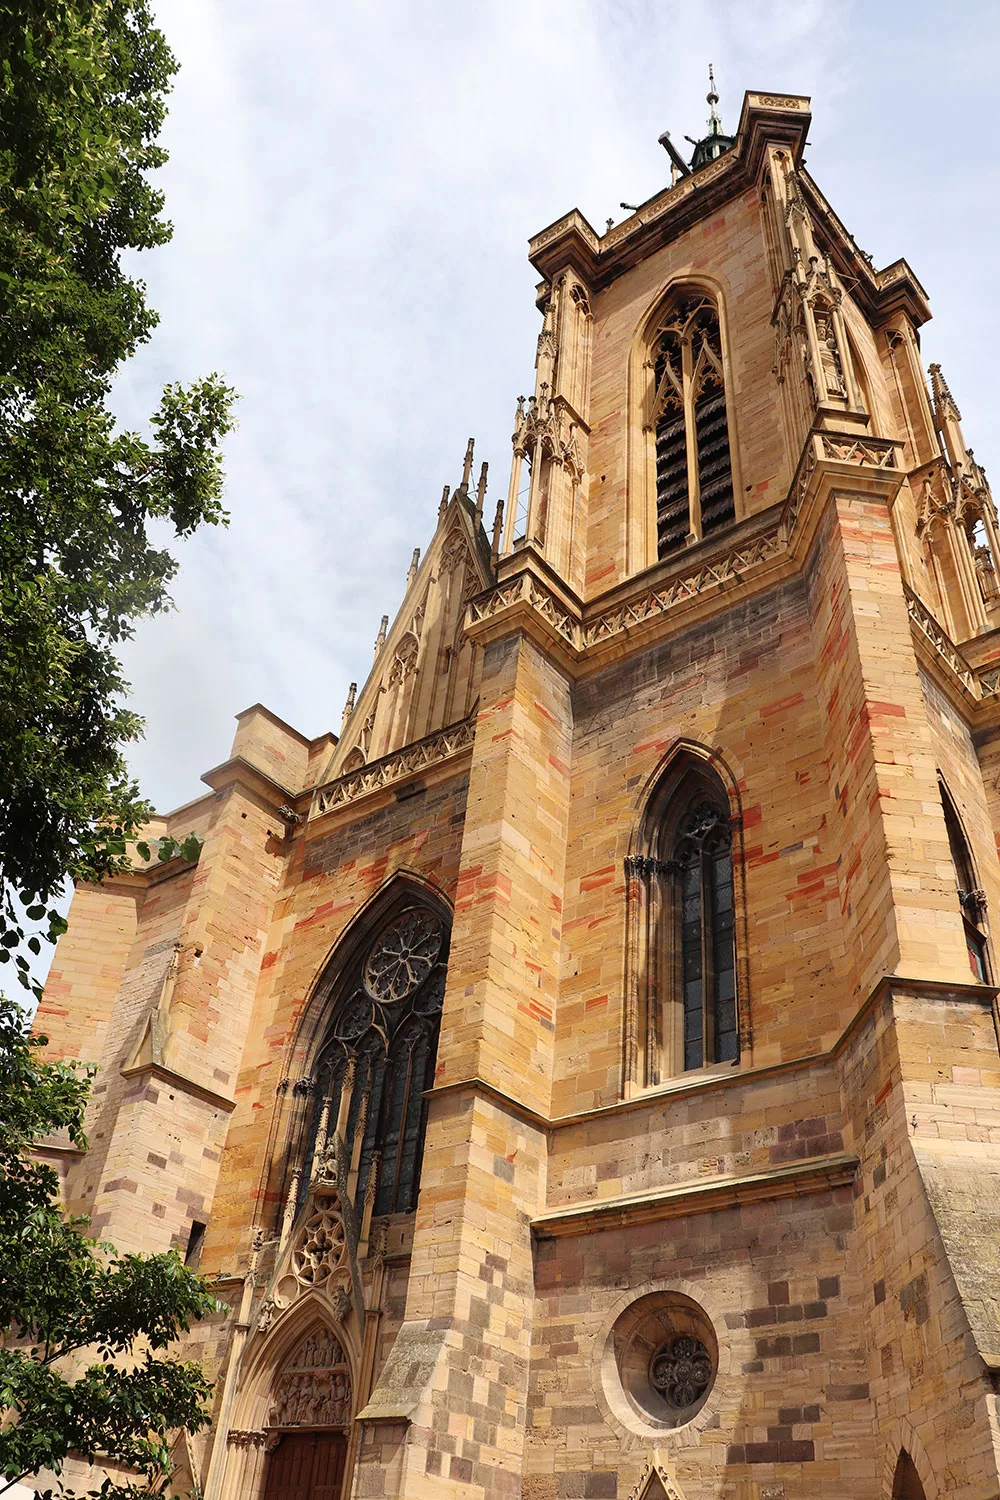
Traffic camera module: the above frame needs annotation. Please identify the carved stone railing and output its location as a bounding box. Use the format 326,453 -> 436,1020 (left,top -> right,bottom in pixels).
310,715 -> 477,818
466,572 -> 583,652
469,431 -> 906,661
817,432 -> 899,469
905,587 -> 976,694
584,528 -> 783,647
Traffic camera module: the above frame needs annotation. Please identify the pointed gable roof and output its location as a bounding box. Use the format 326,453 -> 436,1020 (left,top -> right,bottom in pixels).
320,441 -> 495,785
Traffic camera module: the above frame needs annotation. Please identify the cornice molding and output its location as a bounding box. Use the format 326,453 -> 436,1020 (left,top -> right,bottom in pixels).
119,1060 -> 236,1113
531,1152 -> 859,1239
465,429 -> 903,673
200,754 -> 301,807
426,973 -> 996,1135
903,585 -> 1000,729
99,851 -> 200,894
529,94 -> 812,291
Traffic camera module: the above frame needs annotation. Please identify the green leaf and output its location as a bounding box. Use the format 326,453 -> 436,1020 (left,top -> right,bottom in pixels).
179,833 -> 203,863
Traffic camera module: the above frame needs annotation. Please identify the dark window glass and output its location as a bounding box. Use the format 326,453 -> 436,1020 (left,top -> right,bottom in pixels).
674,798 -> 737,1069
940,784 -> 989,983
966,927 -> 988,981
694,376 -> 735,535
654,398 -> 689,556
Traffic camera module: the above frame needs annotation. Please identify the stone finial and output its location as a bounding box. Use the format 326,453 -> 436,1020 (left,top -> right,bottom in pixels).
458,437 -> 475,496
341,681 -> 357,729
475,461 -> 488,520
406,547 -> 420,589
438,484 -> 450,521
929,363 -> 962,424
373,615 -> 388,658
491,496 -> 504,563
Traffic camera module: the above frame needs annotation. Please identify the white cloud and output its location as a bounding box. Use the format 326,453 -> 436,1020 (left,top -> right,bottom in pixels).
109,0 -> 1000,823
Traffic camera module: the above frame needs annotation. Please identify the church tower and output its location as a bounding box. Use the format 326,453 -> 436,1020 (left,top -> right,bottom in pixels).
36,84 -> 1000,1500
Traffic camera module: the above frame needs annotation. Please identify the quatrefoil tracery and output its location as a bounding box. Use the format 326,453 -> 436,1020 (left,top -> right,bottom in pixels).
649,1335 -> 713,1410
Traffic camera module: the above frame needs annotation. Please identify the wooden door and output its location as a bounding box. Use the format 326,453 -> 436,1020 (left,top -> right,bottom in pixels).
891,1452 -> 927,1500
263,1430 -> 348,1500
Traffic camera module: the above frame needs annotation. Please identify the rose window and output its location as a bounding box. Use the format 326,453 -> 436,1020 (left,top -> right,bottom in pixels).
364,909 -> 443,1002
650,1335 -> 713,1409
292,1198 -> 346,1288
603,1290 -> 719,1432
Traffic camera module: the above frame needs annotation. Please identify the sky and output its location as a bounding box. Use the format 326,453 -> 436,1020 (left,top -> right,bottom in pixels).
112,0 -> 1000,819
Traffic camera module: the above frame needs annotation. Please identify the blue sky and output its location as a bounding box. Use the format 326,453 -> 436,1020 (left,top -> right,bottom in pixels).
113,0 -> 1000,816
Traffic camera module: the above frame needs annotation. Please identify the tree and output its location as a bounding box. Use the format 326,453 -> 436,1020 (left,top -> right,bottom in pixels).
0,999 -> 221,1498
0,1 -> 237,1493
0,0 -> 236,985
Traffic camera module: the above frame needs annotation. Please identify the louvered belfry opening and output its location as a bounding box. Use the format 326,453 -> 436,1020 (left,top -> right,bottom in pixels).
694,369 -> 735,534
653,384 -> 688,556
651,294 -> 735,558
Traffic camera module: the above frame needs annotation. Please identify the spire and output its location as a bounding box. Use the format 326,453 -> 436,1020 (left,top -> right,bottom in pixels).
373,614 -> 388,657
341,681 -> 357,730
929,362 -> 971,475
490,495 -> 504,564
707,63 -> 722,136
929,363 -> 962,424
680,63 -> 736,173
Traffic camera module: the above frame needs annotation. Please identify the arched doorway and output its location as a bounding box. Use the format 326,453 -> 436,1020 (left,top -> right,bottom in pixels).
262,1327 -> 352,1500
892,1450 -> 928,1500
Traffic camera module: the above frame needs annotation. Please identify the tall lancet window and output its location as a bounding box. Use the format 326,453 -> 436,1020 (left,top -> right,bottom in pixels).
940,780 -> 989,982
624,752 -> 744,1090
674,798 -> 738,1070
649,293 -> 735,558
295,902 -> 448,1221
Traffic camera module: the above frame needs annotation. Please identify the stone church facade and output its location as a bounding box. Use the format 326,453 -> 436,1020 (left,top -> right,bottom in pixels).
36,88 -> 1000,1499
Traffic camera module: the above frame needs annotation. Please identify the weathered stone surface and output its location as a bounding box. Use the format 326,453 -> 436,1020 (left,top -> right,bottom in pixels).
36,89 -> 1000,1500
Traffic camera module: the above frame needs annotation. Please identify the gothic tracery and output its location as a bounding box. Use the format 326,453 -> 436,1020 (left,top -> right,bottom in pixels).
647,293 -> 735,556
290,900 -> 449,1223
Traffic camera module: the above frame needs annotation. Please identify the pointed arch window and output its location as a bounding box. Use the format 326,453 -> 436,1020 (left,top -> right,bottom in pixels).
940,781 -> 989,981
674,798 -> 738,1071
648,294 -> 735,558
625,755 -> 744,1089
291,903 -> 448,1224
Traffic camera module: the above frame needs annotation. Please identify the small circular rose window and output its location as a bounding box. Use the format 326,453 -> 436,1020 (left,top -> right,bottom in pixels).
604,1291 -> 718,1431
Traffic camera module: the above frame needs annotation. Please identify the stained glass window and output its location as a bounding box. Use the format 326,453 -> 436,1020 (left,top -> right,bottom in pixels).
296,905 -> 447,1219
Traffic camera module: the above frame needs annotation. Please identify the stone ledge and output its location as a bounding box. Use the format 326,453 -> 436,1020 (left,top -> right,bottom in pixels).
469,428 -> 904,675
119,1060 -> 236,1114
200,754 -> 301,807
531,1152 -> 859,1239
